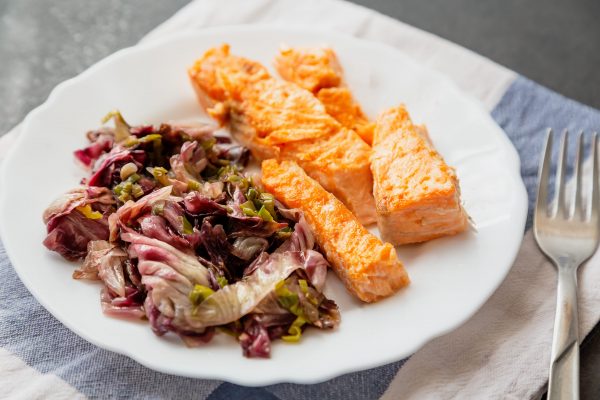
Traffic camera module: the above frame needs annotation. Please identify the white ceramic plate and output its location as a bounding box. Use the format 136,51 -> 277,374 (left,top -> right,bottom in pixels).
0,26 -> 527,385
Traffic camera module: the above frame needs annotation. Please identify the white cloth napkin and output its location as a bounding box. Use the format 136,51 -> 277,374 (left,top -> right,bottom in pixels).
2,1 -> 600,399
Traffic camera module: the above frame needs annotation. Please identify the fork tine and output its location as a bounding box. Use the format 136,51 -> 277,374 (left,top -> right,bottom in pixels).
535,129 -> 553,219
591,132 -> 599,222
554,130 -> 569,217
573,131 -> 585,220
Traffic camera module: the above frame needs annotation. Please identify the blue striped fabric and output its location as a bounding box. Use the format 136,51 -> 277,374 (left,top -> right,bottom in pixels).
1,75 -> 599,399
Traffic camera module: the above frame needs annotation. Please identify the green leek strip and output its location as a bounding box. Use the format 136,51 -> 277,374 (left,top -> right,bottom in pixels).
241,200 -> 257,217
76,204 -> 102,220
298,279 -> 309,294
246,188 -> 258,202
101,110 -> 131,142
138,133 -> 162,143
200,137 -> 216,151
189,284 -> 214,306
226,174 -> 242,183
259,193 -> 276,217
187,180 -> 201,191
217,276 -> 228,288
257,205 -> 274,222
275,280 -> 301,314
128,173 -> 140,183
149,167 -> 170,187
296,279 -> 319,306
281,316 -> 307,342
182,215 -> 194,235
122,136 -> 139,148
118,193 -> 131,203
131,184 -> 144,199
116,181 -> 134,202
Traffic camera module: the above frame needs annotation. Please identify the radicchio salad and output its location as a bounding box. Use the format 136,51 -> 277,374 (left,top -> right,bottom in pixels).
42,112 -> 340,358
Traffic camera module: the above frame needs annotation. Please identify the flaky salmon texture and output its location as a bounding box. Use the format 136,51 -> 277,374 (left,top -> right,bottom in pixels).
274,46 -> 375,145
262,159 -> 410,302
188,44 -> 377,225
371,105 -> 469,245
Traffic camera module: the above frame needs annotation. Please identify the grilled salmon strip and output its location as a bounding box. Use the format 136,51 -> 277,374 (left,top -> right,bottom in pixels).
274,46 -> 374,145
371,105 -> 468,245
188,44 -> 376,225
262,159 -> 410,302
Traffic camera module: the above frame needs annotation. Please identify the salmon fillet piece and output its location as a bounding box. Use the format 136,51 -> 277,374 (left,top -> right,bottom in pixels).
316,88 -> 375,145
188,44 -> 270,108
262,159 -> 409,302
188,44 -> 377,224
371,105 -> 469,245
274,46 -> 374,145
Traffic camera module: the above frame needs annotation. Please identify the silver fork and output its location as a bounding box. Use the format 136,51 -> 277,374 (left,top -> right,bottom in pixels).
534,129 -> 600,400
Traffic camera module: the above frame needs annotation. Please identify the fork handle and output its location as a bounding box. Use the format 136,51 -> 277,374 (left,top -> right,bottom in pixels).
548,265 -> 580,400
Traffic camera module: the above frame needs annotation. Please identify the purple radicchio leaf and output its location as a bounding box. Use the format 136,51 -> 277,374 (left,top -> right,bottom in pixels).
43,187 -> 115,261
189,251 -> 327,329
183,191 -> 228,216
227,214 -> 288,238
139,214 -> 191,252
87,148 -> 146,187
239,316 -> 271,358
109,186 -> 178,240
170,141 -> 207,183
74,134 -> 113,168
122,231 -> 211,335
100,285 -> 145,320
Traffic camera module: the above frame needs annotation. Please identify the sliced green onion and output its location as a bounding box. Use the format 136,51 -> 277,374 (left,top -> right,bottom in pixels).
128,173 -> 140,183
241,200 -> 257,217
152,201 -> 165,216
76,204 -> 102,220
259,193 -> 276,217
187,180 -> 201,191
149,167 -> 170,187
113,172 -> 140,202
257,205 -> 274,222
118,193 -> 131,203
131,184 -> 144,199
226,174 -> 242,184
246,188 -> 258,202
275,226 -> 293,240
189,284 -> 214,306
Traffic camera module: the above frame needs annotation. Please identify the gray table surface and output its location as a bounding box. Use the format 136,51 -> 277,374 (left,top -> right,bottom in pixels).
1,0 -> 599,398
